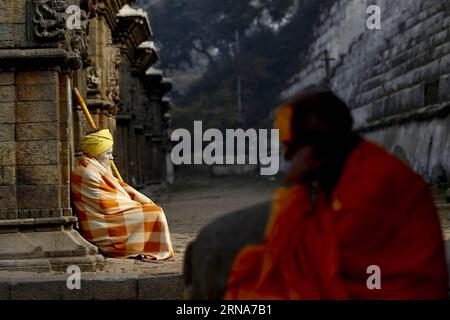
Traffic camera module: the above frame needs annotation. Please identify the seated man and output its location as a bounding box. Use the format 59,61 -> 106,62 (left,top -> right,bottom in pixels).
71,129 -> 174,260
185,88 -> 449,299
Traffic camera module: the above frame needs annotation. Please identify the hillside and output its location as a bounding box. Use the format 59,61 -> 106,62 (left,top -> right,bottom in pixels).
136,0 -> 336,130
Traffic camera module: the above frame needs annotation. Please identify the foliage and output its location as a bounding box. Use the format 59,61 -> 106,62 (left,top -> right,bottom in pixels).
137,0 -> 337,130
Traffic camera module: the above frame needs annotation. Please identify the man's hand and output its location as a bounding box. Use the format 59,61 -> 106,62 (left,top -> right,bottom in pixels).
285,145 -> 323,185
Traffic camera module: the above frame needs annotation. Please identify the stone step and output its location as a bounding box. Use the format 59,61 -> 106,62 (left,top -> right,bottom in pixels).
0,273 -> 184,300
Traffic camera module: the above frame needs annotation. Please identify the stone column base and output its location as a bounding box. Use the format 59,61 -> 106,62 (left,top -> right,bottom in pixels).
0,217 -> 104,273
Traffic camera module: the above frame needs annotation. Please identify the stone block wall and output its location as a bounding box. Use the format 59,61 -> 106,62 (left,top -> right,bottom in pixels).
0,0 -> 105,272
284,0 -> 450,183
0,0 -> 27,48
0,71 -> 17,216
0,69 -> 75,220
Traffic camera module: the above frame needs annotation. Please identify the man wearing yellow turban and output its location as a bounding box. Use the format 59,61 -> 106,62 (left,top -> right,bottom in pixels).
79,129 -> 114,173
71,129 -> 174,260
80,129 -> 114,157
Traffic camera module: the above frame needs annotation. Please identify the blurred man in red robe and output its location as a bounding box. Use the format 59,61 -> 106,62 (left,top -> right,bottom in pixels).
224,88 -> 449,299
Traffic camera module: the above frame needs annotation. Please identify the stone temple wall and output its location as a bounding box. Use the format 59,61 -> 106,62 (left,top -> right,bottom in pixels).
283,0 -> 450,184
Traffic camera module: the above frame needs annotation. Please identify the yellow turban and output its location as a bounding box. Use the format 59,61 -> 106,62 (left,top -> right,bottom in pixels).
80,129 -> 113,157
274,104 -> 293,143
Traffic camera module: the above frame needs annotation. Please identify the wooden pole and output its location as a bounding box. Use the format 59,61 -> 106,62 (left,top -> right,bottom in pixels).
73,88 -> 124,182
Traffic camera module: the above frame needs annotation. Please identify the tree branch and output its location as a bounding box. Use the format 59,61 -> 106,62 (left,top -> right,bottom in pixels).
192,39 -> 216,66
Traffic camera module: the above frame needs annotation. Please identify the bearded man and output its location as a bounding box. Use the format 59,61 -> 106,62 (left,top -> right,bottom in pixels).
71,129 -> 174,260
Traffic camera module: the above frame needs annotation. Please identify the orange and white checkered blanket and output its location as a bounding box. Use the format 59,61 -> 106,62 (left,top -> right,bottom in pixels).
70,156 -> 174,260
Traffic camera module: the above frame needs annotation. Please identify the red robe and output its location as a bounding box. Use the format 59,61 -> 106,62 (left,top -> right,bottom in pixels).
224,140 -> 449,299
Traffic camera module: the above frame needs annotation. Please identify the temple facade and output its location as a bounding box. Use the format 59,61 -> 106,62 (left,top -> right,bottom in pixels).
0,0 -> 173,271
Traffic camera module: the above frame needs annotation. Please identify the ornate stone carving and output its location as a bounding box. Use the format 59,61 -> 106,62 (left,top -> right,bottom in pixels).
66,5 -> 90,69
107,47 -> 121,106
87,0 -> 98,18
0,41 -> 15,49
32,0 -> 66,42
87,66 -> 102,95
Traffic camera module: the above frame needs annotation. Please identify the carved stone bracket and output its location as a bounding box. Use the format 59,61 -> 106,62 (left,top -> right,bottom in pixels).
93,0 -> 132,33
107,47 -> 122,106
133,46 -> 158,74
114,6 -> 152,63
66,3 -> 90,69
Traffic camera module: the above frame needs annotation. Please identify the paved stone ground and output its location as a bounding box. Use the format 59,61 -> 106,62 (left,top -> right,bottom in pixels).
101,181 -> 450,276
98,175 -> 450,286
97,172 -> 279,276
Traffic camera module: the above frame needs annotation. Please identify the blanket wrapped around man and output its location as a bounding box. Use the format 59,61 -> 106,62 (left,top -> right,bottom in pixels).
71,156 -> 174,260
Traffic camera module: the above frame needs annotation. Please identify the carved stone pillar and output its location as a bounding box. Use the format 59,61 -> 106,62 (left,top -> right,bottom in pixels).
113,4 -> 153,188
144,69 -> 172,184
0,0 -> 103,272
85,6 -> 119,135
161,97 -> 173,184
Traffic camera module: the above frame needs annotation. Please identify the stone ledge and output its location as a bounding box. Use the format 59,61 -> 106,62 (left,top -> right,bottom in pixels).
0,49 -> 81,70
356,102 -> 450,133
0,215 -> 76,227
0,273 -> 183,300
138,274 -> 184,300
